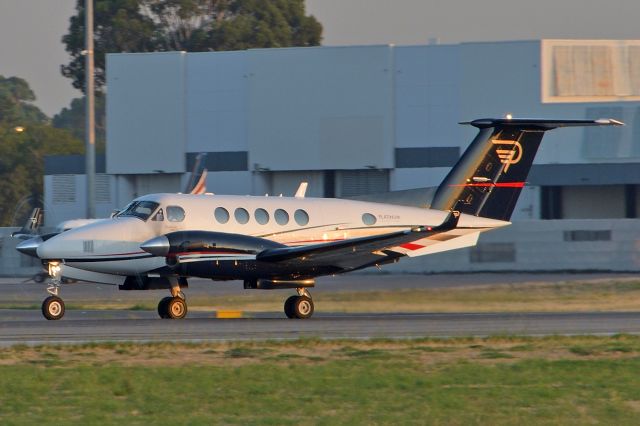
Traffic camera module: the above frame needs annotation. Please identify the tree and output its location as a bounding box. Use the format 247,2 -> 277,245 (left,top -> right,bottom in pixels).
0,76 -> 48,126
61,0 -> 322,92
52,94 -> 106,153
0,76 -> 83,226
0,124 -> 83,226
61,0 -> 157,92
207,0 -> 323,51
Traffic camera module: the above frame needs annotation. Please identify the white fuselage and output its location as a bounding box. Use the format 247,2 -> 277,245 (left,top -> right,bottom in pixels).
36,193 -> 509,283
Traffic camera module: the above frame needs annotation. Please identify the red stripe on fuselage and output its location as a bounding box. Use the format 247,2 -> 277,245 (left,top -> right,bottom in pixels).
449,182 -> 526,188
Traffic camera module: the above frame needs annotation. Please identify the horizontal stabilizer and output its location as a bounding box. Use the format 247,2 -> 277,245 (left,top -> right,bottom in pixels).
461,118 -> 624,129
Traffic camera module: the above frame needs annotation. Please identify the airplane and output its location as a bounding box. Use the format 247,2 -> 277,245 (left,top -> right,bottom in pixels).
13,155 -> 210,283
16,117 -> 623,320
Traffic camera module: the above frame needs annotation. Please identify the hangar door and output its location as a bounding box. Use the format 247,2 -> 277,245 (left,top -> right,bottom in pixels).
336,170 -> 389,197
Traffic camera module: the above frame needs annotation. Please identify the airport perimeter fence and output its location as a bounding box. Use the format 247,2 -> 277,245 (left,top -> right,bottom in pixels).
387,219 -> 640,273
2,219 -> 640,277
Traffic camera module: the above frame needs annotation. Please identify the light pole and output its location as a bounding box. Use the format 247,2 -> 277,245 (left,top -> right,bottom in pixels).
85,0 -> 96,218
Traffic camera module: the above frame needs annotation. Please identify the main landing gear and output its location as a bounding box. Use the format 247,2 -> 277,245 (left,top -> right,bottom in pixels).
42,262 -> 65,320
157,277 -> 188,319
284,288 -> 314,319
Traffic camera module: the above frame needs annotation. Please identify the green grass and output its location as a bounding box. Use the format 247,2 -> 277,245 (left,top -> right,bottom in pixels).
1,336 -> 640,424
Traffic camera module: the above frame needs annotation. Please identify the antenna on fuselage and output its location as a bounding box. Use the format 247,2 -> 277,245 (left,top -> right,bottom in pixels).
295,182 -> 308,198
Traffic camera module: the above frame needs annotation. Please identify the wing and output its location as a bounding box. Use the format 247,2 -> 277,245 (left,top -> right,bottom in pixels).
256,211 -> 460,271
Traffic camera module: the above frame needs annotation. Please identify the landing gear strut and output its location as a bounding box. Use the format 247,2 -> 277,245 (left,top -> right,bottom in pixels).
41,262 -> 65,320
157,277 -> 188,319
284,288 -> 314,319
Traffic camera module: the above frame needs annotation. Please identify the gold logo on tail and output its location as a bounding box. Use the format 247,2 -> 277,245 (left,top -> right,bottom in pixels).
492,139 -> 523,173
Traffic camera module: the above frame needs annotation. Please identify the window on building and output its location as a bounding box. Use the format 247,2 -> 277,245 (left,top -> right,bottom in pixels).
52,175 -> 76,204
542,40 -> 640,102
469,243 -> 516,263
563,230 -> 612,242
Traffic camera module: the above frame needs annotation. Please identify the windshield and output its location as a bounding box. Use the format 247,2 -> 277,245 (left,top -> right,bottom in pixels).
116,201 -> 160,221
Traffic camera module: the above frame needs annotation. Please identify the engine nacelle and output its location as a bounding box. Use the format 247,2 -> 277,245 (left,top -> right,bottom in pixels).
244,278 -> 315,290
140,230 -> 286,261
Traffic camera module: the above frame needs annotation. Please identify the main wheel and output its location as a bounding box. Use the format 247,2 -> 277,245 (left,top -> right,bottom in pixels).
42,296 -> 65,320
284,296 -> 298,319
166,297 -> 188,319
292,296 -> 314,319
157,296 -> 173,319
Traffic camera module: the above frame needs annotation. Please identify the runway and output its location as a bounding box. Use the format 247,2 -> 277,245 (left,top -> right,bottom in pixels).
1,272 -> 639,345
1,310 -> 639,346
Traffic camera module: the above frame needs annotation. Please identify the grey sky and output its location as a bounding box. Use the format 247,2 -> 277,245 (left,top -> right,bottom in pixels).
1,0 -> 639,116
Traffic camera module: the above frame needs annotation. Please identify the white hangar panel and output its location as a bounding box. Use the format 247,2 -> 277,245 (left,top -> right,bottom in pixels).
247,46 -> 394,171
106,52 -> 186,174
186,52 -> 249,153
391,167 -> 450,191
394,45 -> 462,149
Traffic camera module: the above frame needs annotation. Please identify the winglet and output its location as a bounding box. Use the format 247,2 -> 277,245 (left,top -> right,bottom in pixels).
295,182 -> 308,198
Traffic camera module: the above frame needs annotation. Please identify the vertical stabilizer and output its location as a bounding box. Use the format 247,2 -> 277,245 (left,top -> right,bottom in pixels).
430,118 -> 623,221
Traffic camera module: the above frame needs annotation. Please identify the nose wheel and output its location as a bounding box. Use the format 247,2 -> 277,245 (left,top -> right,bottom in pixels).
42,295 -> 65,320
284,288 -> 314,319
41,262 -> 66,320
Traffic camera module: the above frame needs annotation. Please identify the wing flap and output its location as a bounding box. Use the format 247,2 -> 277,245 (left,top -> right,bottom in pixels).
256,211 -> 460,268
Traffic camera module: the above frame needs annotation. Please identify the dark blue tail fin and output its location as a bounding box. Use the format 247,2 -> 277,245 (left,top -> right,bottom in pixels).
430,118 -> 623,221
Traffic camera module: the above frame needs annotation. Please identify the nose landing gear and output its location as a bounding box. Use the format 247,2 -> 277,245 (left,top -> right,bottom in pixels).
284,288 -> 314,319
41,262 -> 65,320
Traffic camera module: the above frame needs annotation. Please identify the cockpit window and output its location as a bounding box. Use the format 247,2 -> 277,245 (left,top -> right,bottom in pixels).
116,201 -> 160,221
167,206 -> 186,222
152,208 -> 164,221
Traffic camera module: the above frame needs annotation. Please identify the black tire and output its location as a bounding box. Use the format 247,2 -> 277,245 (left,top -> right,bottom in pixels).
293,296 -> 314,319
157,296 -> 173,319
166,297 -> 188,319
42,296 -> 65,320
33,273 -> 46,283
284,296 -> 298,319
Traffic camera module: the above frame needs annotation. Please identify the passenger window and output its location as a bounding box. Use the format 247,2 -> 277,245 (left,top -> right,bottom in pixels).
255,208 -> 269,225
235,208 -> 250,224
294,209 -> 309,226
166,206 -> 185,222
362,213 -> 376,226
215,207 -> 230,224
274,209 -> 289,225
152,208 -> 164,222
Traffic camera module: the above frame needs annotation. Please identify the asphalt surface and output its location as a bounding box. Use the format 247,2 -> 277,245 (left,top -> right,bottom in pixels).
1,272 -> 639,345
0,310 -> 639,346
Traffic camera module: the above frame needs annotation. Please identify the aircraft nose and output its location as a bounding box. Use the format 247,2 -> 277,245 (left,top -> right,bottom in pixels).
16,236 -> 43,258
140,235 -> 170,257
